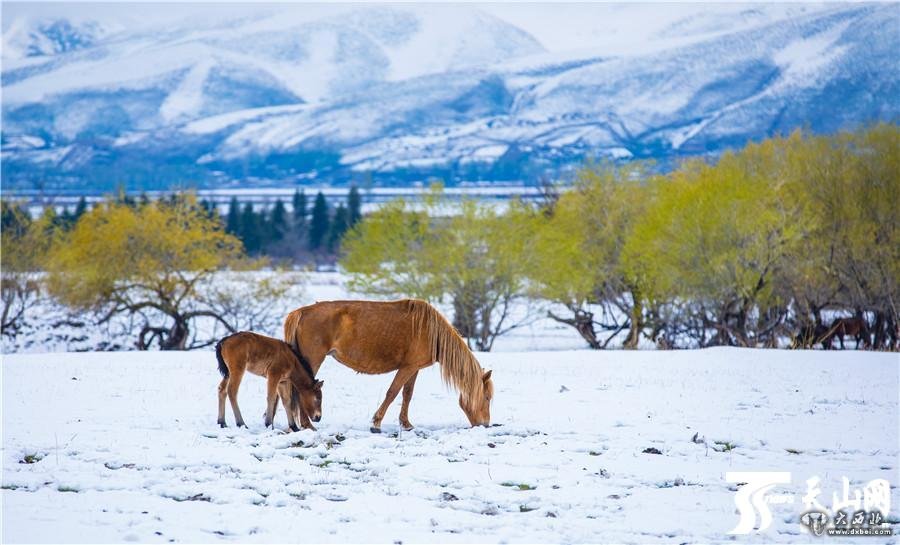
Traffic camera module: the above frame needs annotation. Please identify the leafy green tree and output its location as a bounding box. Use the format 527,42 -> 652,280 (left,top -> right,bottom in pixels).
342,189 -> 532,351
1,200 -> 52,336
45,195 -> 257,350
309,191 -> 330,250
527,164 -> 652,349
622,149 -> 804,347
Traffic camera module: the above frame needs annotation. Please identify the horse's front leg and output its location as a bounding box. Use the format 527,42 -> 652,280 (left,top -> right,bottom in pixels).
264,374 -> 280,428
399,370 -> 419,431
277,382 -> 300,432
371,367 -> 418,433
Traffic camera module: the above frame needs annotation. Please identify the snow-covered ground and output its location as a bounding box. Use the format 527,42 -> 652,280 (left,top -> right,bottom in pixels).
2,348 -> 897,543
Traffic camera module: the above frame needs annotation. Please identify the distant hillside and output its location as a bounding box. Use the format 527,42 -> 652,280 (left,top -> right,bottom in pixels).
1,3 -> 898,191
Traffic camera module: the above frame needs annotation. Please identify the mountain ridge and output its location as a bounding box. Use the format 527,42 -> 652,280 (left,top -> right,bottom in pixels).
2,3 -> 898,190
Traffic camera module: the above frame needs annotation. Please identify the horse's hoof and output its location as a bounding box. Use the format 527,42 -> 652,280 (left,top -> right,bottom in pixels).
370,426 -> 381,434
289,424 -> 300,433
400,423 -> 414,431
218,421 -> 226,428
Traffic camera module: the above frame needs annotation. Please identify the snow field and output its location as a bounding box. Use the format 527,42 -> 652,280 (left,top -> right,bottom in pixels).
2,348 -> 897,543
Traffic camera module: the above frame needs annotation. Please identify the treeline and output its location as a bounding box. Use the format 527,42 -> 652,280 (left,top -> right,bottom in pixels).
218,187 -> 362,259
4,187 -> 364,264
342,124 -> 899,351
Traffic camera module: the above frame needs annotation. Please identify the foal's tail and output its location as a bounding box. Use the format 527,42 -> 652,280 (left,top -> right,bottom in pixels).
215,336 -> 230,378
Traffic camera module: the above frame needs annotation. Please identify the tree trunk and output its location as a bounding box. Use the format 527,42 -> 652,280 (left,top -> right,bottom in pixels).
159,318 -> 189,350
547,307 -> 601,349
623,289 -> 643,349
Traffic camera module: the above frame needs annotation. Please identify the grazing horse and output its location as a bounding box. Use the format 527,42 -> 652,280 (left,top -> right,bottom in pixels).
824,317 -> 870,350
284,299 -> 494,432
216,331 -> 324,431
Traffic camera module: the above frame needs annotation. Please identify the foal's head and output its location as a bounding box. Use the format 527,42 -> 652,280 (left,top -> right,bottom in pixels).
460,370 -> 493,427
297,380 -> 324,423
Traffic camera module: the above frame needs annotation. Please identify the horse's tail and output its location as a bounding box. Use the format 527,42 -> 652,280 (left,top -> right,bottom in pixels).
284,309 -> 303,355
283,309 -> 316,381
410,300 -> 483,406
215,335 -> 230,378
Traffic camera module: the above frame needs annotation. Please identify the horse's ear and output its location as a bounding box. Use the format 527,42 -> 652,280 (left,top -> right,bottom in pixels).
482,370 -> 492,381
316,380 -> 324,389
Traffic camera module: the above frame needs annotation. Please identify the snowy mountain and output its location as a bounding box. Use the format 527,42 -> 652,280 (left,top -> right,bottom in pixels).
1,3 -> 898,190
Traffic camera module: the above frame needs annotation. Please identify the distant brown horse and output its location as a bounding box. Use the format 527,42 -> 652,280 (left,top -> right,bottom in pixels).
284,299 -> 494,433
823,317 -> 870,350
216,331 -> 324,431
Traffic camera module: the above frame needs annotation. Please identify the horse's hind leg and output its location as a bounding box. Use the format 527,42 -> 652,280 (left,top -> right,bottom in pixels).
217,377 -> 229,427
371,366 -> 418,433
277,382 -> 300,433
399,370 -> 419,431
226,368 -> 247,428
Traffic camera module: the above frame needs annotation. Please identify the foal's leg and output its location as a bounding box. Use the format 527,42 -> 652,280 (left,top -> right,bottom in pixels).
371,366 -> 418,433
277,382 -> 300,433
217,376 -> 229,427
399,371 -> 419,431
226,368 -> 247,428
264,374 -> 280,429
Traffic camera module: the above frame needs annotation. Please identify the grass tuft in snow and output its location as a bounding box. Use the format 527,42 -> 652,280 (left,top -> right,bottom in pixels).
712,441 -> 737,452
501,482 -> 536,491
19,453 -> 44,464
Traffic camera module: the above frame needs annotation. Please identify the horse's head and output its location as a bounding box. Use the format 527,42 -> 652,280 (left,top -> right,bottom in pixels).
460,370 -> 493,427
298,380 -> 324,423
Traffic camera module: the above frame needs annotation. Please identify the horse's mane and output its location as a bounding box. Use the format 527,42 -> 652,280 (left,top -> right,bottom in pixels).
407,299 -> 484,406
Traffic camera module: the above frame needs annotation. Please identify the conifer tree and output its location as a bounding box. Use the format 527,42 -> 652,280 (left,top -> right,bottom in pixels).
269,199 -> 287,241
348,185 -> 362,227
329,203 -> 349,252
73,196 -> 88,223
226,197 -> 240,235
309,191 -> 329,250
293,189 -> 307,231
240,202 -> 261,254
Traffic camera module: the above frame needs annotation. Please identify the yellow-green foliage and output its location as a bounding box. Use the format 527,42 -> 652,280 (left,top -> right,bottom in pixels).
341,198 -> 437,298
46,195 -> 244,311
785,124 -> 899,307
1,202 -> 55,274
622,148 -> 803,308
528,163 -> 652,306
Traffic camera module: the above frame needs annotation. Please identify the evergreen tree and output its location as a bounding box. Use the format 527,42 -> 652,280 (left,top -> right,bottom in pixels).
226,197 -> 240,235
73,196 -> 88,222
240,202 -> 261,254
309,191 -> 329,250
348,185 -> 362,227
292,189 -> 307,231
60,206 -> 75,230
328,204 -> 350,252
269,199 -> 287,241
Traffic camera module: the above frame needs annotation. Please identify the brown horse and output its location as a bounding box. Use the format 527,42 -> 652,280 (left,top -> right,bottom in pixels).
824,316 -> 870,349
283,299 -> 493,433
216,331 -> 323,431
